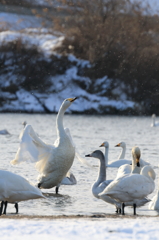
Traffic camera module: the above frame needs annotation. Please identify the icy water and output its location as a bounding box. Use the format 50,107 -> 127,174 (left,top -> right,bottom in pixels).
0,113 -> 159,216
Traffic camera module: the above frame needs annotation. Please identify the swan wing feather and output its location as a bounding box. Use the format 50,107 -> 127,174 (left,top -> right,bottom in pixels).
11,125 -> 55,171
0,170 -> 44,201
101,174 -> 155,202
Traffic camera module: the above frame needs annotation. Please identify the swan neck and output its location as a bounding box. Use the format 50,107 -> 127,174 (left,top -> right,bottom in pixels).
131,154 -> 136,173
95,156 -> 106,186
56,105 -> 66,136
104,147 -> 109,166
118,146 -> 126,159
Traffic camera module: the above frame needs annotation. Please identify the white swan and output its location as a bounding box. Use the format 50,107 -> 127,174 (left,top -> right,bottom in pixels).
0,129 -> 10,135
85,148 -> 150,214
116,146 -> 150,178
99,157 -> 155,215
151,114 -> 159,127
0,170 -> 45,215
99,141 -> 131,167
115,142 -> 127,159
149,176 -> 159,210
11,97 -> 77,193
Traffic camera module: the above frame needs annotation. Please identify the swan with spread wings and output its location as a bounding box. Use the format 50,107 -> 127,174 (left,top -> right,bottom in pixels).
11,98 -> 77,192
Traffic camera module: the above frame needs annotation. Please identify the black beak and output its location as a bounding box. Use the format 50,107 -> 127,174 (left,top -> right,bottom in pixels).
71,97 -> 78,102
85,154 -> 91,157
115,144 -> 119,147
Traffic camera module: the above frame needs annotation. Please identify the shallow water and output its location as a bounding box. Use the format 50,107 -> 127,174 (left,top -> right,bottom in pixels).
0,113 -> 159,216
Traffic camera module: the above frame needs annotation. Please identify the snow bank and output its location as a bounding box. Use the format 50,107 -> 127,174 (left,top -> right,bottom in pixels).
1,217 -> 159,240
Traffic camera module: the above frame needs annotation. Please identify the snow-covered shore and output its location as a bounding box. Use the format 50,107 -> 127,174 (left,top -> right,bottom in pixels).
1,217 -> 159,240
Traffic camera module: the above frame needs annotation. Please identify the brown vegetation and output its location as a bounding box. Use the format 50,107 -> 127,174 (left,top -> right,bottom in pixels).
1,0 -> 159,114
44,0 -> 159,114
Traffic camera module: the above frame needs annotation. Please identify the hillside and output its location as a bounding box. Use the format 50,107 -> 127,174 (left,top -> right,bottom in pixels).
0,0 -> 159,115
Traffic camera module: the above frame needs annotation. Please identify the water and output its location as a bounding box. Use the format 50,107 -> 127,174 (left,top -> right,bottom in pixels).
0,113 -> 159,216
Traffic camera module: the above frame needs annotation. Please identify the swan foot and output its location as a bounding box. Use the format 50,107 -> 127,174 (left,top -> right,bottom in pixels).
38,183 -> 41,188
3,201 -> 8,215
0,201 -> 4,216
15,203 -> 18,214
55,187 -> 59,194
133,203 -> 136,215
121,203 -> 125,215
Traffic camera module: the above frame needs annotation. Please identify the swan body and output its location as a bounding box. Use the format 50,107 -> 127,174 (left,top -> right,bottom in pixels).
116,164 -> 132,178
0,170 -> 44,214
149,190 -> 159,210
149,175 -> 159,210
100,141 -> 131,167
151,114 -> 159,127
100,165 -> 155,205
60,171 -> 77,185
11,98 -> 77,190
0,170 -> 44,202
0,129 -> 10,135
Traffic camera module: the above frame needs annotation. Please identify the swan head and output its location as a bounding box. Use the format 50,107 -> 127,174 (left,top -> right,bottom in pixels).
22,121 -> 27,127
99,141 -> 109,148
115,142 -> 126,148
61,97 -> 77,110
85,150 -> 104,160
152,114 -> 156,118
132,146 -> 141,166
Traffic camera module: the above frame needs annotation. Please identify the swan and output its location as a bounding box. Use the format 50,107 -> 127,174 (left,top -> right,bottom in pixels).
0,129 -> 10,135
99,141 -> 131,167
11,97 -> 77,192
85,148 -> 150,214
151,114 -> 159,127
0,170 -> 45,215
85,150 -> 121,212
149,177 -> 159,210
116,146 -> 150,178
99,154 -> 155,215
116,146 -> 141,178
115,141 -> 127,159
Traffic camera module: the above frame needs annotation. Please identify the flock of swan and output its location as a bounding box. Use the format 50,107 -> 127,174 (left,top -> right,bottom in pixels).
0,98 -> 159,216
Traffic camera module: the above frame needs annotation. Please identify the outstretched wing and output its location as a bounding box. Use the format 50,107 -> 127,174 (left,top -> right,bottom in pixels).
11,125 -> 55,173
65,128 -> 93,168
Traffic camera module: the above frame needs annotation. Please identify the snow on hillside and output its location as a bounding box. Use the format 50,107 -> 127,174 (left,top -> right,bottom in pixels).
0,12 -> 138,114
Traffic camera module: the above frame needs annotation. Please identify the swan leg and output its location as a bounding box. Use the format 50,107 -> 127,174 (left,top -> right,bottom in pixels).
0,201 -> 4,216
121,203 -> 125,215
133,203 -> 136,215
3,201 -> 8,215
116,208 -> 121,214
55,186 -> 59,194
15,203 -> 18,214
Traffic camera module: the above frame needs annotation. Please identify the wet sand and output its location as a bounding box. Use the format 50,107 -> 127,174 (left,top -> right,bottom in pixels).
0,214 -> 159,220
